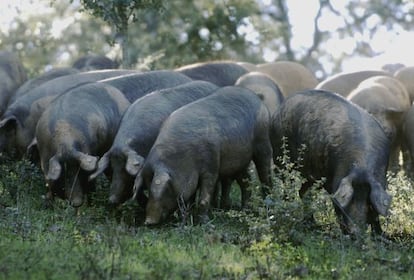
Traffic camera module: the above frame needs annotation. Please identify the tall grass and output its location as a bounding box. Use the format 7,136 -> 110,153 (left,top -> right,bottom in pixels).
0,152 -> 413,279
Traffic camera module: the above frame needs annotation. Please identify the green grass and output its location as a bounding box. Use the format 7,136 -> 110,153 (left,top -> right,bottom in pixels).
0,157 -> 413,279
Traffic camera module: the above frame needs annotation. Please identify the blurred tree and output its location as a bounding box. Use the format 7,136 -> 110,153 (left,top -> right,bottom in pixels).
127,0 -> 263,69
73,0 -> 414,76
73,0 -> 261,69
265,0 -> 414,78
1,0 -> 413,78
0,1 -> 114,76
75,0 -> 165,68
0,14 -> 59,76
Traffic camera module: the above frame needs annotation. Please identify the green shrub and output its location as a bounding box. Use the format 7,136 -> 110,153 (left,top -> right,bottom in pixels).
231,139 -> 336,244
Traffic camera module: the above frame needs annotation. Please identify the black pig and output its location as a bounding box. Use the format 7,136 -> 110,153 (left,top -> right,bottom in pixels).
89,81 -> 219,206
270,89 -> 392,235
0,69 -> 135,157
35,83 -> 130,207
134,86 -> 273,225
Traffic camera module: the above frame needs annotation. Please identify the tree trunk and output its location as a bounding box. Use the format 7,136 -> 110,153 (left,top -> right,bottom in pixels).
121,32 -> 130,68
119,17 -> 131,69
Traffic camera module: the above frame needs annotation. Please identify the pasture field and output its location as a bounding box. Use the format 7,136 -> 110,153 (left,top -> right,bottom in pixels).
0,157 -> 413,279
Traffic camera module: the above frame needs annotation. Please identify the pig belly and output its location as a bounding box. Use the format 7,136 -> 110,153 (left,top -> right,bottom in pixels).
219,150 -> 252,176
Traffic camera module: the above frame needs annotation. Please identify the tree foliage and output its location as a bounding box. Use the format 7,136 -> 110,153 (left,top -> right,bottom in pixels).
1,0 -> 413,78
0,1 -> 114,76
76,0 -> 166,67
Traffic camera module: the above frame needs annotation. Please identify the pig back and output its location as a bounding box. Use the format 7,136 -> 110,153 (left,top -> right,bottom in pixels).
114,80 -> 219,152
11,67 -> 80,104
176,61 -> 249,86
153,86 -> 270,174
271,89 -> 390,184
100,70 -> 193,102
0,69 -> 135,156
37,82 -> 130,159
316,70 -> 391,97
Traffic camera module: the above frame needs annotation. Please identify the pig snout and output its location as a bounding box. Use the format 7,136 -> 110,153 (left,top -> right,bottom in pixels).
144,216 -> 161,226
108,194 -> 121,206
68,191 -> 84,207
108,187 -> 132,206
339,207 -> 369,236
108,171 -> 135,206
344,222 -> 362,236
144,210 -> 163,226
144,200 -> 165,226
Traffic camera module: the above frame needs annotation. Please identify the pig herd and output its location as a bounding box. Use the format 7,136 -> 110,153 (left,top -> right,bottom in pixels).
2,50 -> 414,237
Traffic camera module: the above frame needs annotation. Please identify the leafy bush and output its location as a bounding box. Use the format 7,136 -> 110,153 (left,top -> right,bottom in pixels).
225,140 -> 414,278
229,139 -> 336,244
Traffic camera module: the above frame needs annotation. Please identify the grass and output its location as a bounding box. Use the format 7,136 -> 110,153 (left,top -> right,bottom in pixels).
0,156 -> 413,279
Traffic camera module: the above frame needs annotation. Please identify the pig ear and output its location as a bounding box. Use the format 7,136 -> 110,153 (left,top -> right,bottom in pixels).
0,115 -> 17,130
125,150 -> 144,176
26,138 -> 39,162
333,176 -> 354,208
47,155 -> 62,181
73,151 -> 98,172
370,181 -> 392,216
132,171 -> 149,207
384,107 -> 405,123
89,152 -> 110,181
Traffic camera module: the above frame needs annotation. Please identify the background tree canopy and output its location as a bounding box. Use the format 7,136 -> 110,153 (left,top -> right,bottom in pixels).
0,0 -> 412,78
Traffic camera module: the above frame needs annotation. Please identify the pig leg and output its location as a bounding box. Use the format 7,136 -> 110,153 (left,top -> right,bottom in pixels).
197,173 -> 219,223
210,181 -> 221,209
220,169 -> 251,210
400,137 -> 413,177
219,177 -> 232,209
367,209 -> 383,236
252,147 -> 273,197
235,169 -> 252,209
